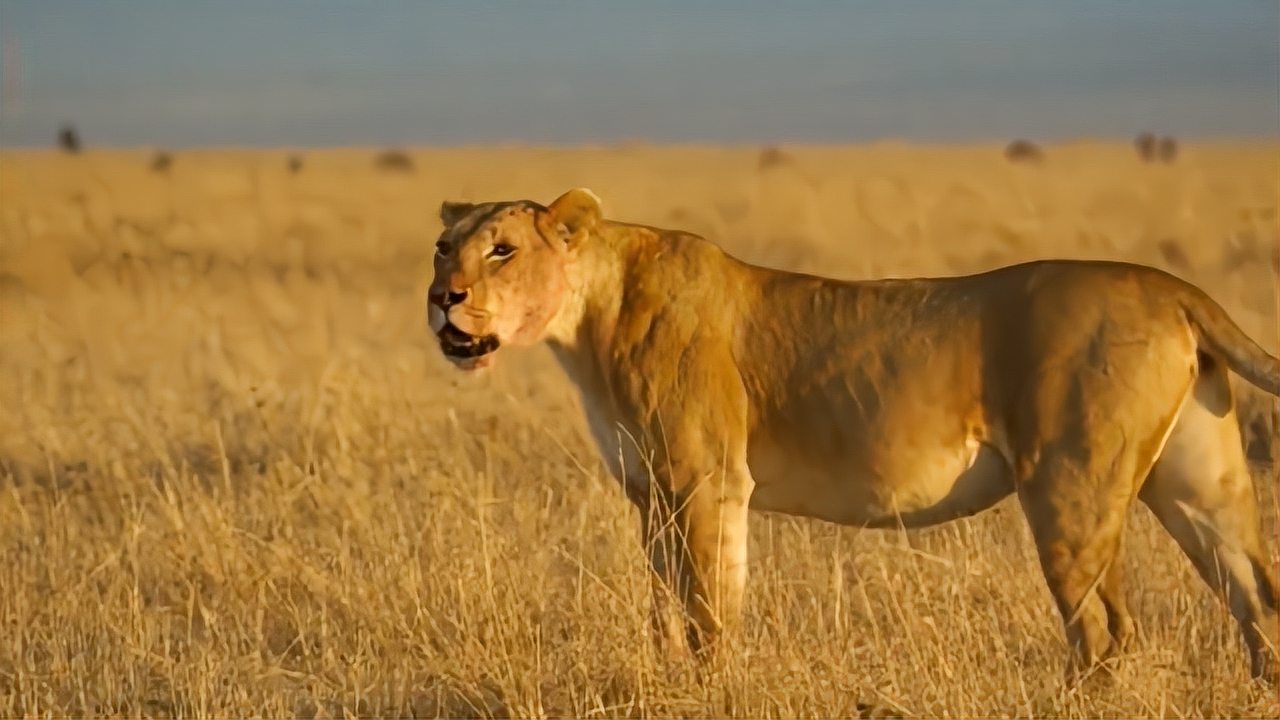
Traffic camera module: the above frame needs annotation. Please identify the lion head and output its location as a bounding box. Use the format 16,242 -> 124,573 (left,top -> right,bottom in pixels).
427,188 -> 602,370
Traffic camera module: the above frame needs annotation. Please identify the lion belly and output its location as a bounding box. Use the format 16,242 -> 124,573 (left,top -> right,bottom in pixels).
745,432 -> 1014,528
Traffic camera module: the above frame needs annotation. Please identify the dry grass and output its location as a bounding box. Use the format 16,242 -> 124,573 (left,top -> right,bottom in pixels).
1,143 -> 1278,718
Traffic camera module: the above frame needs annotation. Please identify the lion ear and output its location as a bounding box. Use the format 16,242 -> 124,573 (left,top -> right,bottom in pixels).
439,201 -> 476,227
543,188 -> 602,247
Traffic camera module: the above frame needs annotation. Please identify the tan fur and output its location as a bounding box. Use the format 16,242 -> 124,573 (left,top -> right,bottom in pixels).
428,188 -> 1280,681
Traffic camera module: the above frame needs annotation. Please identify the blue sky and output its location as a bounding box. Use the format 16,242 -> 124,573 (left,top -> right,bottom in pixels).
0,1 -> 1276,146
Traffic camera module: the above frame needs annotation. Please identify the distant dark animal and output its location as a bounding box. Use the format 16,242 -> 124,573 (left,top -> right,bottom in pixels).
1135,132 -> 1177,163
1156,238 -> 1190,271
1004,140 -> 1044,164
57,124 -> 82,154
287,154 -> 304,174
374,150 -> 415,173
150,151 -> 173,174
1134,132 -> 1158,162
758,146 -> 791,170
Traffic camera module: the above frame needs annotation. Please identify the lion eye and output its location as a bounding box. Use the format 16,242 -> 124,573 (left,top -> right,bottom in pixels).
488,243 -> 516,260
435,241 -> 450,257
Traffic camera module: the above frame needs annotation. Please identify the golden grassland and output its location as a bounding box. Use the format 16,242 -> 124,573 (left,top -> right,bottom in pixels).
1,143 -> 1278,718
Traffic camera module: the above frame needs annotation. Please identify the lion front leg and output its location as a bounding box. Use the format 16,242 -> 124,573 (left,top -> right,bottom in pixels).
639,498 -> 693,660
614,339 -> 755,660
638,463 -> 753,660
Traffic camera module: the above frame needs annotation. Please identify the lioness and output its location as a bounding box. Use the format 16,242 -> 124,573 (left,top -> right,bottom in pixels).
427,188 -> 1280,680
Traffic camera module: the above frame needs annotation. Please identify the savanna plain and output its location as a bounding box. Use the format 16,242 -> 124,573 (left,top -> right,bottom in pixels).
1,143 -> 1278,718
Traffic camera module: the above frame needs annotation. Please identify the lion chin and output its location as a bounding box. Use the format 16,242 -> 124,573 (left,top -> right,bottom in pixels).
447,354 -> 494,372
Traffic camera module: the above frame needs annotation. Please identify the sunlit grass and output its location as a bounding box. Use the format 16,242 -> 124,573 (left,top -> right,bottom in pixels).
1,143 -> 1277,717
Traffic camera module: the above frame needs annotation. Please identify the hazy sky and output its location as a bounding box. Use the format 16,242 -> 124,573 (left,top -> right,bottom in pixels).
0,1 -> 1276,147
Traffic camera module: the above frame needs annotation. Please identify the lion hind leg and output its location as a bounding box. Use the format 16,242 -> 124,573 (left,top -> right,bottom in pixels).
1099,543 -> 1137,653
1018,468 -> 1130,679
1015,372 -> 1189,680
1140,368 -> 1280,681
1008,318 -> 1204,682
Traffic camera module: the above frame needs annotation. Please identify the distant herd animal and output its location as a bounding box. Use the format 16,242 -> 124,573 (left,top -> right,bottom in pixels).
1004,139 -> 1044,164
429,188 -> 1279,685
49,127 -> 1180,173
1006,133 -> 1179,164
46,122 -> 1182,177
1135,131 -> 1179,163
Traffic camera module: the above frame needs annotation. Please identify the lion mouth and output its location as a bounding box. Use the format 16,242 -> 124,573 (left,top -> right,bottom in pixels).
438,322 -> 500,360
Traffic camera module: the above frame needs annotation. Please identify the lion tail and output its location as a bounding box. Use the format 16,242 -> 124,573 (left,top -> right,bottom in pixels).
1179,284 -> 1280,397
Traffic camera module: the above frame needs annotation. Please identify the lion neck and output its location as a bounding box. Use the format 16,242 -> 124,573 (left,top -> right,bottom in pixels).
542,223 -> 632,393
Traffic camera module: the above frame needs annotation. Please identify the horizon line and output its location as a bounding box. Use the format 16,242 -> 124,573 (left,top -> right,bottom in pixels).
3,133 -> 1279,153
